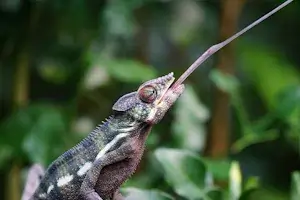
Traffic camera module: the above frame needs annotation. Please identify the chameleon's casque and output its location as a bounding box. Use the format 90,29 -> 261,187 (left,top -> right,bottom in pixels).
25,73 -> 184,200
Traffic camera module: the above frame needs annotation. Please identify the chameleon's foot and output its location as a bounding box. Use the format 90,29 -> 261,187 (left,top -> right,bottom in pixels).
113,190 -> 125,200
81,190 -> 103,200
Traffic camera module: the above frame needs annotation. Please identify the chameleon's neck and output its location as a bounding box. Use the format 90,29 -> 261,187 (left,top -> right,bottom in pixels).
87,112 -> 142,146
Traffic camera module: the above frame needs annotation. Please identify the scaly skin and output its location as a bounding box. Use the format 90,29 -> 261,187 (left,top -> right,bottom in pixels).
24,73 -> 184,200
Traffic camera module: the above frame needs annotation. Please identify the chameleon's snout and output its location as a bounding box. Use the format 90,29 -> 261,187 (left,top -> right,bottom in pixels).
172,83 -> 185,94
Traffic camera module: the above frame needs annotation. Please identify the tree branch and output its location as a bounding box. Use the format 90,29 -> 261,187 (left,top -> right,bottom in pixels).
206,0 -> 246,158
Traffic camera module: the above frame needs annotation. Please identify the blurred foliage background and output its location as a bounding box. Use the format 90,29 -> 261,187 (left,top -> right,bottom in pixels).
0,0 -> 300,200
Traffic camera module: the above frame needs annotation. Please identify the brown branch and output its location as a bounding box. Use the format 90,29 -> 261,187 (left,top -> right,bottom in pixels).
206,0 -> 246,158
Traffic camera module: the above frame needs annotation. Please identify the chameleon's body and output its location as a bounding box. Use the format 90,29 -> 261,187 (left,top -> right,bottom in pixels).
31,114 -> 150,200
25,73 -> 184,200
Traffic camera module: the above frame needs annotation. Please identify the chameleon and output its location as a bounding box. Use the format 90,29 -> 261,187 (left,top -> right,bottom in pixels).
25,73 -> 185,200
21,0 -> 293,199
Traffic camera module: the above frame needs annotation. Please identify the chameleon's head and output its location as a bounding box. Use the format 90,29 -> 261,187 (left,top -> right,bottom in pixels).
112,73 -> 185,124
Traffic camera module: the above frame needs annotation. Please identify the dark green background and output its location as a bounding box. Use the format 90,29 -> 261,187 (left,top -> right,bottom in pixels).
0,0 -> 299,199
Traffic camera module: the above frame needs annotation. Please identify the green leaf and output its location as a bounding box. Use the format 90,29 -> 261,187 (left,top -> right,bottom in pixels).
210,69 -> 240,95
239,189 -> 259,200
83,66 -> 110,89
291,171 -> 300,200
205,188 -> 224,200
100,58 -> 157,83
0,104 -> 68,165
37,60 -> 70,84
0,108 -> 36,151
103,0 -> 146,37
202,158 -> 231,181
244,176 -> 260,191
172,85 -> 210,151
22,106 -> 68,165
231,130 -> 278,153
239,43 -> 300,110
169,0 -> 203,46
274,85 -> 300,129
121,188 -> 174,200
239,188 -> 287,200
229,161 -> 242,200
154,148 -> 207,199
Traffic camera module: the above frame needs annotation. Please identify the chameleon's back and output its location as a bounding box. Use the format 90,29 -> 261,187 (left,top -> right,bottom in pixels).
30,127 -> 106,200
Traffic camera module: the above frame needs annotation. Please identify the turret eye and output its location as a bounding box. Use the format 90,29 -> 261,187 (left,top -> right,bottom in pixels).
138,85 -> 157,103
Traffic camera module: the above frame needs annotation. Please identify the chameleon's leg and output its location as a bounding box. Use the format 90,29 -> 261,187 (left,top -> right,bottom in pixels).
80,143 -> 133,200
21,164 -> 45,200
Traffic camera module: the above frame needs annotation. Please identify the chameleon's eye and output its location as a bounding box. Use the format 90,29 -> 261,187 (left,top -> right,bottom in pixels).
138,85 -> 157,103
